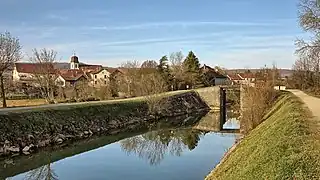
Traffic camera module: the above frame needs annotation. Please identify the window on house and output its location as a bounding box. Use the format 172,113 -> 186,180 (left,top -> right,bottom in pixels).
94,75 -> 97,79
95,81 -> 97,84
104,81 -> 107,84
104,75 -> 107,79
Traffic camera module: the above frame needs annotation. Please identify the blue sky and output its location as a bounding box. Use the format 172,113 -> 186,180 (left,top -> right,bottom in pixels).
0,0 -> 304,68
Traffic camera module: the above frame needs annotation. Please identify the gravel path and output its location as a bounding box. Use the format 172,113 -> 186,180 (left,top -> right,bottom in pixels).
288,89 -> 320,119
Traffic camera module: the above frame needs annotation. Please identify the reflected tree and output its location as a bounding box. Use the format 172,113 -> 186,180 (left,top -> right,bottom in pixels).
120,128 -> 204,165
24,154 -> 58,180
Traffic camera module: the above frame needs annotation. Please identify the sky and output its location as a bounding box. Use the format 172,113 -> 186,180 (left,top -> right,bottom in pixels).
0,0 -> 305,68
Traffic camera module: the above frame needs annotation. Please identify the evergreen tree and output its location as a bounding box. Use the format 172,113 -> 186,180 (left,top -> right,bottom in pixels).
157,56 -> 171,89
183,51 -> 201,87
158,56 -> 169,73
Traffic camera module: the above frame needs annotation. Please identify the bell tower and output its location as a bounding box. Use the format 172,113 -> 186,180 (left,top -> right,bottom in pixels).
70,53 -> 79,70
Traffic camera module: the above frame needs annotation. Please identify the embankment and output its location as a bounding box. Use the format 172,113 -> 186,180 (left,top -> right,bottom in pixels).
206,92 -> 320,180
0,91 -> 210,158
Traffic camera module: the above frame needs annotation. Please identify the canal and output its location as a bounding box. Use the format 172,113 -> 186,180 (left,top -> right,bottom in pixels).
3,112 -> 240,180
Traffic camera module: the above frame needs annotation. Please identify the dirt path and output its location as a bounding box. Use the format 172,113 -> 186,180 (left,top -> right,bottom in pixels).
288,90 -> 320,119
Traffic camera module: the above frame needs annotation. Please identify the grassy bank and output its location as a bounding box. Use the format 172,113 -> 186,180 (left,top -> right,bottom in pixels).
206,92 -> 320,180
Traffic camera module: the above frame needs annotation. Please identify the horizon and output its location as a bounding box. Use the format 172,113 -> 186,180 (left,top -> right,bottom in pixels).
0,0 -> 303,69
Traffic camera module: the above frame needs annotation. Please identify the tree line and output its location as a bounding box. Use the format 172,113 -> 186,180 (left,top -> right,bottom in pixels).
292,0 -> 320,95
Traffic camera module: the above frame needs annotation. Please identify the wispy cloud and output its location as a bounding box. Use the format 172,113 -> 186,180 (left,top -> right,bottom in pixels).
88,20 -> 281,31
46,14 -> 68,21
98,32 -> 226,46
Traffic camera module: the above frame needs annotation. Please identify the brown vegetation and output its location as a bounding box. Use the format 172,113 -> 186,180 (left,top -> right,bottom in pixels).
29,48 -> 58,104
0,32 -> 22,107
240,67 -> 279,134
293,0 -> 320,95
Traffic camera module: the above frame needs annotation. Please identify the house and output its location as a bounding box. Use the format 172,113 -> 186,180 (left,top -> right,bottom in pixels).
89,68 -> 112,87
200,64 -> 228,86
227,74 -> 243,85
55,69 -> 88,87
274,85 -> 286,91
226,72 -> 256,87
237,73 -> 255,86
13,63 -> 56,86
238,73 -> 256,82
55,55 -> 104,87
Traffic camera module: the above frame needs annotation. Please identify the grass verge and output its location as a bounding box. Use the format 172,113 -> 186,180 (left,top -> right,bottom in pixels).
206,92 -> 320,180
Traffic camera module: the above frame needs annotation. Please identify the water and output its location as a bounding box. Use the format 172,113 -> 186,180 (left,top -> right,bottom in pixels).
3,112 -> 240,180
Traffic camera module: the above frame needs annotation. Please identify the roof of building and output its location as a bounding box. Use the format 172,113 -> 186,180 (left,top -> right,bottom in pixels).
90,67 -> 117,74
59,69 -> 87,81
238,73 -> 255,79
79,64 -> 102,73
70,55 -> 79,63
53,63 -> 70,70
15,63 -> 56,74
227,74 -> 243,81
201,64 -> 227,78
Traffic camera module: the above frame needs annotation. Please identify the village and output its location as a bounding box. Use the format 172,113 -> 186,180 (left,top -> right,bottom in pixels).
4,52 -> 290,106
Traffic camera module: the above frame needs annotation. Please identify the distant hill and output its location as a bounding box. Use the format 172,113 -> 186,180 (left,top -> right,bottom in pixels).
225,68 -> 294,78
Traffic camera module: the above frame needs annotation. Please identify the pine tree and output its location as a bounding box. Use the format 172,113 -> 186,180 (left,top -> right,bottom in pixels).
157,55 -> 171,89
183,51 -> 201,87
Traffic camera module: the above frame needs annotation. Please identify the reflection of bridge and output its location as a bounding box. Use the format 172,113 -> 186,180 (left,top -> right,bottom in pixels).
192,112 -> 240,133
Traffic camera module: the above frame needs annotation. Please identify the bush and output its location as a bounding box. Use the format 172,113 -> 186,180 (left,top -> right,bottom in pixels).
241,82 -> 279,134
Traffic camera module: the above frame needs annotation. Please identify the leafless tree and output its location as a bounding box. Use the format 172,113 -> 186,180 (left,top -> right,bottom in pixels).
29,48 -> 58,103
292,0 -> 320,92
139,72 -> 168,113
25,153 -> 58,180
141,60 -> 158,68
119,60 -> 141,97
169,51 -> 186,90
0,32 -> 21,107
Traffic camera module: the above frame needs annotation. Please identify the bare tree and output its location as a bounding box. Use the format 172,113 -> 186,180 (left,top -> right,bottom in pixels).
141,60 -> 158,68
0,32 -> 21,107
169,51 -> 186,90
29,48 -> 58,103
25,153 -> 58,180
139,72 -> 168,113
119,60 -> 141,97
293,0 -> 320,93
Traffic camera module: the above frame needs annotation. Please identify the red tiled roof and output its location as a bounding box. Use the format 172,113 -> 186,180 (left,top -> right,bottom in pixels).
59,69 -> 87,81
106,67 -> 119,74
79,64 -> 102,73
227,74 -> 243,81
15,63 -> 56,74
238,73 -> 255,79
90,67 -> 117,74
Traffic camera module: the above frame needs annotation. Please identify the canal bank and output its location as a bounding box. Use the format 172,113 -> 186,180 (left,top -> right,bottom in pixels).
206,92 -> 320,179
0,90 -> 217,159
2,111 -> 240,180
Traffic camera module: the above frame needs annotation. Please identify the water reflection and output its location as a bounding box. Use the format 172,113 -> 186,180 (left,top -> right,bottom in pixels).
120,111 -> 240,166
5,111 -> 240,180
120,128 -> 205,165
23,154 -> 57,180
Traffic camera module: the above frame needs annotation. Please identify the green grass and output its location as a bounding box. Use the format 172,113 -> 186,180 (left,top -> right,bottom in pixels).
0,89 -> 192,114
206,92 -> 320,180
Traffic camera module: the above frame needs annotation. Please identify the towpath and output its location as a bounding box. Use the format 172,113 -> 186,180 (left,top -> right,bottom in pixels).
288,89 -> 320,119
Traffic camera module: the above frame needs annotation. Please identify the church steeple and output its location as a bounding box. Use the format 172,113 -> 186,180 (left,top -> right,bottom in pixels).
70,52 -> 79,70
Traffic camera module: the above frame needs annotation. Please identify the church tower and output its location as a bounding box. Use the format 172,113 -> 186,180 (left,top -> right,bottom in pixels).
70,54 -> 79,70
